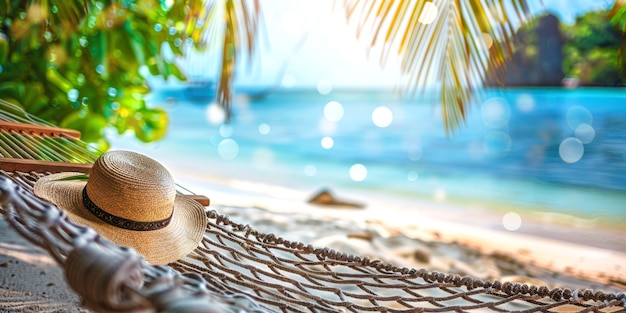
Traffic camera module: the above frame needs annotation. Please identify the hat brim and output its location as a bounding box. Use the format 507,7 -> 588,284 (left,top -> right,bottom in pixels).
34,172 -> 207,265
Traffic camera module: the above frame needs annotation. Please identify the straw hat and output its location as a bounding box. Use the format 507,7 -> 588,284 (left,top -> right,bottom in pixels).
33,150 -> 207,265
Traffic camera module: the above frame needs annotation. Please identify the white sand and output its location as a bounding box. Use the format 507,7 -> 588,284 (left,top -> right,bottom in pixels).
168,161 -> 626,289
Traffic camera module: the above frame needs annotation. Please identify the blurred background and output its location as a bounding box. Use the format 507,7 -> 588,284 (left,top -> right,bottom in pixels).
1,0 -> 625,250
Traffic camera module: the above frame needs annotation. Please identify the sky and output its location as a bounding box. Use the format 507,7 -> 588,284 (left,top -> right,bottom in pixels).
187,0 -> 616,90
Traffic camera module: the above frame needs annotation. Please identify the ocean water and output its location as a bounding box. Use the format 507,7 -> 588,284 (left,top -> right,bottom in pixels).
121,87 -> 626,231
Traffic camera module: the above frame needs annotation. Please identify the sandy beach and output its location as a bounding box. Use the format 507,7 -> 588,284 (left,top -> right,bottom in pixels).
173,167 -> 626,290
0,217 -> 86,312
1,156 -> 625,311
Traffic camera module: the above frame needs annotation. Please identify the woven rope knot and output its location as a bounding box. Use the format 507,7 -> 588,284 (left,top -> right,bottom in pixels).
65,243 -> 148,312
0,176 -> 16,206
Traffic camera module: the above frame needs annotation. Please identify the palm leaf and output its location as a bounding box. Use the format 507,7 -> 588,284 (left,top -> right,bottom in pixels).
341,0 -> 531,133
188,0 -> 259,121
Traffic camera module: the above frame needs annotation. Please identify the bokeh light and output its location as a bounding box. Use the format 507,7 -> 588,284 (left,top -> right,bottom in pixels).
559,137 -> 584,163
67,89 -> 79,102
321,136 -> 334,149
258,123 -> 271,135
481,97 -> 511,128
217,139 -> 239,160
482,33 -> 493,49
107,87 -> 117,98
304,165 -> 317,176
319,118 -> 337,135
516,93 -> 535,112
575,123 -> 595,144
349,164 -> 367,182
317,79 -> 333,95
219,124 -> 233,138
407,171 -> 418,182
27,4 -> 45,24
372,106 -> 393,128
408,146 -> 423,161
483,131 -> 512,158
324,101 -> 344,122
502,212 -> 522,231
206,103 -> 226,125
566,105 -> 592,130
418,2 -> 438,24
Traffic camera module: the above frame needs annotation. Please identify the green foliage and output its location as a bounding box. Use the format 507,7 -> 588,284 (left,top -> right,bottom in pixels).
609,0 -> 626,77
562,10 -> 624,85
0,0 -> 209,150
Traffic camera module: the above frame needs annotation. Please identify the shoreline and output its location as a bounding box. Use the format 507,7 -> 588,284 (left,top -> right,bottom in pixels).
163,158 -> 626,250
165,160 -> 626,288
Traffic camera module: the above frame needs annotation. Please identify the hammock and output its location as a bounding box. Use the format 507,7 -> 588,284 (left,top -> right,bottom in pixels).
0,101 -> 624,313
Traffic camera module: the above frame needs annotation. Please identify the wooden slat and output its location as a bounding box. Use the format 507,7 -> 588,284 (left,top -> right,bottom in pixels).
0,121 -> 81,140
0,158 -> 92,173
1,158 -> 211,206
0,118 -> 211,207
185,195 -> 210,207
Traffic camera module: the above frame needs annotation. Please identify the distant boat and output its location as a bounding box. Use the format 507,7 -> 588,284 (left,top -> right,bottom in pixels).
184,76 -> 216,100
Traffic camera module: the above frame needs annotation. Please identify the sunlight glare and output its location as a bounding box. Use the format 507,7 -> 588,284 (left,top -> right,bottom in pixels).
434,189 -> 446,201
162,0 -> 174,10
324,101 -> 344,122
372,106 -> 393,128
321,136 -> 334,149
559,137 -> 584,163
502,212 -> 522,231
281,10 -> 305,35
349,164 -> 367,182
206,103 -> 226,125
418,2 -> 438,25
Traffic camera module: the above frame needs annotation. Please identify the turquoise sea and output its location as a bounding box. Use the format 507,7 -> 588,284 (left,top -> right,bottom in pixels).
113,87 -> 626,242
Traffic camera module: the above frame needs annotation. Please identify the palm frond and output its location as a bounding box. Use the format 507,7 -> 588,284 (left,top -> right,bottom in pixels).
341,0 -> 531,133
195,0 -> 260,121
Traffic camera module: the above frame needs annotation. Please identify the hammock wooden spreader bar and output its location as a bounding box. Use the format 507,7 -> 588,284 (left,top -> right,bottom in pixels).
0,112 -> 210,206
1,170 -> 625,313
0,120 -> 82,140
0,158 -> 93,173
